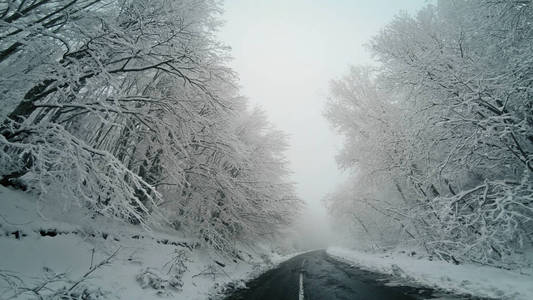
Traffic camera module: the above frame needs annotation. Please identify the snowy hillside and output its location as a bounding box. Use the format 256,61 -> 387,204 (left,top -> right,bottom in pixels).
0,187 -> 291,299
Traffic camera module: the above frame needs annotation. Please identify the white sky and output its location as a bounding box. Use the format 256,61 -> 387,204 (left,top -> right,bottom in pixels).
218,0 -> 431,247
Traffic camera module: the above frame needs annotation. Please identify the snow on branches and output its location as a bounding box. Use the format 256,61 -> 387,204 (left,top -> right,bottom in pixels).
325,0 -> 533,268
0,0 -> 300,253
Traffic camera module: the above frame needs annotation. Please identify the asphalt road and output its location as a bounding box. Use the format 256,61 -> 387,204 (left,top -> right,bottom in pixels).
223,250 -> 479,300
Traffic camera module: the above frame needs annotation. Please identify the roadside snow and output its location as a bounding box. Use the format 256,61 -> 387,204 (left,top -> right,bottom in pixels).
327,247 -> 533,300
0,186 -> 294,299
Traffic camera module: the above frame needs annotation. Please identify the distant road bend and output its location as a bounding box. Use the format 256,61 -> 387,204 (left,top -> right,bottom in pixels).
224,250 -> 480,300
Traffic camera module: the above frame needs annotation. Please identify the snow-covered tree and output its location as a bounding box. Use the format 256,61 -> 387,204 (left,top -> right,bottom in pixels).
164,106 -> 300,252
326,0 -> 533,268
324,67 -> 421,251
0,0 -> 301,253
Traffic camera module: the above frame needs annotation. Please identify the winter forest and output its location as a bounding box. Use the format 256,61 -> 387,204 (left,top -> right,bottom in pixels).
324,0 -> 533,269
0,0 -> 301,251
0,0 -> 532,299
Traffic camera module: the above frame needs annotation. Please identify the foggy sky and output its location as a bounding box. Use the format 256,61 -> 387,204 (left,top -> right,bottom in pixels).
219,0 -> 431,247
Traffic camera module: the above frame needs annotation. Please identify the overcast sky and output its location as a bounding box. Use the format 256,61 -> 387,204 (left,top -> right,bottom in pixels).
218,0 -> 431,246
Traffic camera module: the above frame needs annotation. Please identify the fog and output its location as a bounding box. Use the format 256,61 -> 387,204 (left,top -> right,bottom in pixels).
218,0 -> 431,249
2,1 -> 531,298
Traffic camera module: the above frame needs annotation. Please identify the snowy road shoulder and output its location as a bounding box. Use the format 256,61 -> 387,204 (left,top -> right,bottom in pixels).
0,186 -> 291,300
327,247 -> 533,300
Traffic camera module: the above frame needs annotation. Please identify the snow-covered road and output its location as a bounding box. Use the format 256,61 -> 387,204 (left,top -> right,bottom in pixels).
223,250 -> 468,300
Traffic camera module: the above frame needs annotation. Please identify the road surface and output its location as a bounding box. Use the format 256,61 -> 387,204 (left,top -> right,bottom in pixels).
223,250 -> 481,300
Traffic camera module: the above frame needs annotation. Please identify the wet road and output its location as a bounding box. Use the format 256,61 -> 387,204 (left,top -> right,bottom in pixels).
223,250 -> 479,300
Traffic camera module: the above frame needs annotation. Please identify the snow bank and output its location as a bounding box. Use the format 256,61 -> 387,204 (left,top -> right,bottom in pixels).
0,186 -> 292,299
327,247 -> 533,300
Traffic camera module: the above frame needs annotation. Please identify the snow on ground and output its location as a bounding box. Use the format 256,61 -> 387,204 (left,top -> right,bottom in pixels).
0,186 -> 293,299
327,247 -> 533,300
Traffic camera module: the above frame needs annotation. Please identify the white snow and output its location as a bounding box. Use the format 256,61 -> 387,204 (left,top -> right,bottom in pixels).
0,186 -> 295,299
327,247 -> 533,300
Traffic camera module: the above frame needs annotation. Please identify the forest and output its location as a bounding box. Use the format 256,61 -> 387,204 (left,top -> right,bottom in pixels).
1,0 -> 533,299
0,0 -> 301,254
325,0 -> 533,269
